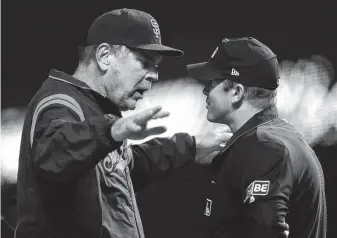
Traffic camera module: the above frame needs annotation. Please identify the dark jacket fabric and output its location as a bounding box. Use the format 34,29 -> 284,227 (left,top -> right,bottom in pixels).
15,69 -> 196,238
204,106 -> 327,238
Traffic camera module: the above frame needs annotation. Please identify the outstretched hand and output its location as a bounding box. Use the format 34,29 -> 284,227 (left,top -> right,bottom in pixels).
111,106 -> 170,142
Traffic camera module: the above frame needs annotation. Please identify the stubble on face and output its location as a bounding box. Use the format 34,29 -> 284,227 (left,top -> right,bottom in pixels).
104,47 -> 160,111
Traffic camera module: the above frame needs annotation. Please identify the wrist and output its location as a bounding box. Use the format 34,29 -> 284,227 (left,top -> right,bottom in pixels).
110,127 -> 121,142
105,114 -> 123,142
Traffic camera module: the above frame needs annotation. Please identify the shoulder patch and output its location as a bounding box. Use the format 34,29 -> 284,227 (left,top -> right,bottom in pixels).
243,180 -> 270,204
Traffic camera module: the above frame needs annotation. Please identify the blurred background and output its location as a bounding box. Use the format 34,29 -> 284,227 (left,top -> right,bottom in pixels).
1,3 -> 337,237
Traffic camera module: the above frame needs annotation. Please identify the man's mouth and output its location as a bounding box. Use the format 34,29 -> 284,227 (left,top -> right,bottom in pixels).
133,89 -> 146,99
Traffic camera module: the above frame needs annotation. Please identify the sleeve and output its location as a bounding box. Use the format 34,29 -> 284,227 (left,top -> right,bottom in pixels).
32,105 -> 123,183
129,133 -> 196,192
230,139 -> 292,238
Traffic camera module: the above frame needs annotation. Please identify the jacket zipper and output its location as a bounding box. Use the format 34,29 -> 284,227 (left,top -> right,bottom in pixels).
95,166 -> 104,238
125,166 -> 144,238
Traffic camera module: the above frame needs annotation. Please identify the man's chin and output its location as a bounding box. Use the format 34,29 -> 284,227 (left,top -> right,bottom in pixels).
122,99 -> 139,111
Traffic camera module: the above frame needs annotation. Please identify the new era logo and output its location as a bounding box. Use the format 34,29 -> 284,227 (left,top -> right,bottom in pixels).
231,68 -> 239,76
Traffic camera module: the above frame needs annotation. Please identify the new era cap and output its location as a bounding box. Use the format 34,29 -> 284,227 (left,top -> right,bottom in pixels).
86,8 -> 183,56
187,37 -> 280,89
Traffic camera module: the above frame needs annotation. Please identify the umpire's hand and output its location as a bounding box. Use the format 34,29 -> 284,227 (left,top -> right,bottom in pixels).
111,106 -> 170,142
194,126 -> 233,165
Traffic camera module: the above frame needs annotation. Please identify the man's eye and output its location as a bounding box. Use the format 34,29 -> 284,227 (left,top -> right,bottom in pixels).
138,59 -> 148,68
142,61 -> 150,68
139,59 -> 157,70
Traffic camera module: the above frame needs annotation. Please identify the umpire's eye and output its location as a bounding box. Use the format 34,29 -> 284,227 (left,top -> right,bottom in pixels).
203,79 -> 223,95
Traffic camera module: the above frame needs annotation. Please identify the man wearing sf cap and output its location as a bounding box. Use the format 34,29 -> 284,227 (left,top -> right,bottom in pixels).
15,9 -> 232,238
187,37 -> 327,238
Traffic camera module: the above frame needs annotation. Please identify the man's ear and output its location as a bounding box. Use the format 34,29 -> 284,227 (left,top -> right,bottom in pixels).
96,43 -> 111,72
231,83 -> 245,104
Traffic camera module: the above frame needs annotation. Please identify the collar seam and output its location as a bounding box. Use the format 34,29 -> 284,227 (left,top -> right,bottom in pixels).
49,75 -> 91,90
220,117 -> 279,153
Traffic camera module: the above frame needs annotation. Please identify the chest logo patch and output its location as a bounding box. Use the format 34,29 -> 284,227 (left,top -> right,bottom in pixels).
102,144 -> 132,175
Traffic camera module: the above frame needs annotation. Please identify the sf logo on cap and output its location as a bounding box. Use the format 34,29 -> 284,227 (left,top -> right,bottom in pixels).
150,19 -> 160,39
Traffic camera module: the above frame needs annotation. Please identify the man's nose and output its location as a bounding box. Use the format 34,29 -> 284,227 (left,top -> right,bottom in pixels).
145,70 -> 159,82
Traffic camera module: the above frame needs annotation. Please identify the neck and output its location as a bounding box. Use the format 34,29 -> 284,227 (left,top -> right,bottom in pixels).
73,64 -> 107,97
227,104 -> 262,133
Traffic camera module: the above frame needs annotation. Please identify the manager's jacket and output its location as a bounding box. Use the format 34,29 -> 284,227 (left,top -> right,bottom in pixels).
15,69 -> 196,238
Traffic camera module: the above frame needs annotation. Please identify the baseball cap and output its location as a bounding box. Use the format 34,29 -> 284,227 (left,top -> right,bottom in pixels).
187,37 -> 280,89
85,8 -> 183,56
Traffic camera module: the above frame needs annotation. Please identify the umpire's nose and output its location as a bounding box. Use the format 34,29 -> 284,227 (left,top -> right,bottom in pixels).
203,83 -> 211,96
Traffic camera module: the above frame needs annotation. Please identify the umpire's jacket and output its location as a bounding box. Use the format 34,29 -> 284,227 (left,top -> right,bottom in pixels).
203,106 -> 327,238
15,69 -> 196,238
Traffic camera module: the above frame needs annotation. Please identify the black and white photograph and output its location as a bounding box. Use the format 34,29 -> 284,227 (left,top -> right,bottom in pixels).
1,3 -> 336,238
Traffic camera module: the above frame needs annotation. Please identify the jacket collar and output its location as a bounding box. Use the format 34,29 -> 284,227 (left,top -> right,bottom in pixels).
48,69 -> 92,90
211,105 -> 280,172
220,105 -> 279,153
48,69 -> 122,117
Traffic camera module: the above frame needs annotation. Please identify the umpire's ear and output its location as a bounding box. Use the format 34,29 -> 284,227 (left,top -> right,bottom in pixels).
230,83 -> 245,105
96,43 -> 112,72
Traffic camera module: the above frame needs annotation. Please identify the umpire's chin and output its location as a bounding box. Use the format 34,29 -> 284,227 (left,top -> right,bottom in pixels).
206,105 -> 226,124
206,104 -> 216,122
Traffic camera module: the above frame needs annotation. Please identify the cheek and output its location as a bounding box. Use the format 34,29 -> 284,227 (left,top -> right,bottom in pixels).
209,89 -> 230,114
120,66 -> 146,91
209,88 -> 222,108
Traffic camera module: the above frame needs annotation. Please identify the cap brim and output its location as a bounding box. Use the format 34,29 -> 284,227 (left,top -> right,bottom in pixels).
128,44 -> 183,57
187,62 -> 224,81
